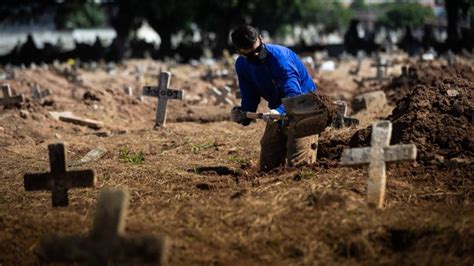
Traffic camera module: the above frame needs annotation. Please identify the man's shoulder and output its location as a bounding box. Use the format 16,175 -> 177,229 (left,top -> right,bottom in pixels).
266,44 -> 294,56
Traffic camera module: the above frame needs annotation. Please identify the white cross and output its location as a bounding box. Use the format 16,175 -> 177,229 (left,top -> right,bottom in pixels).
37,188 -> 169,265
142,71 -> 184,127
1,83 -> 25,107
341,121 -> 417,208
210,86 -> 233,105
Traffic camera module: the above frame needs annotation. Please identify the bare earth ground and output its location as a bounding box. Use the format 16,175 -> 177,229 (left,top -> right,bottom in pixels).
0,56 -> 473,265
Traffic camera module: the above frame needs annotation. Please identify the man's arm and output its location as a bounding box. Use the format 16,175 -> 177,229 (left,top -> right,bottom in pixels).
236,60 -> 260,112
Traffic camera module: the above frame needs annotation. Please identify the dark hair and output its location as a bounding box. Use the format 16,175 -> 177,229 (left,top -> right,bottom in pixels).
231,25 -> 258,49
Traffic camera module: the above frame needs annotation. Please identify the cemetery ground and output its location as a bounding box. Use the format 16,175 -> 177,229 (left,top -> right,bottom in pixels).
0,56 -> 473,265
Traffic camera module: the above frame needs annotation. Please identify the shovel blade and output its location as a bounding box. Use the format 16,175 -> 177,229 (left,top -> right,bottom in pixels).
291,111 -> 329,138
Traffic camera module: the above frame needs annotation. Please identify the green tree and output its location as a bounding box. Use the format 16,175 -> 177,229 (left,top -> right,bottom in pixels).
55,2 -> 105,29
376,2 -> 434,29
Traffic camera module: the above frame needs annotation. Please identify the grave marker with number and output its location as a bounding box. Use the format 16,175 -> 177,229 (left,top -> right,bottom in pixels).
142,71 -> 184,127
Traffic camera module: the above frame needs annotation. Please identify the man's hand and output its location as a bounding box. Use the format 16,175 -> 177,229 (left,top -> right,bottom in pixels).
230,106 -> 251,126
262,109 -> 281,123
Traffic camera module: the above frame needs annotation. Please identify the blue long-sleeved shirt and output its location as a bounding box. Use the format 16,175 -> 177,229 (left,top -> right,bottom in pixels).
236,44 -> 317,114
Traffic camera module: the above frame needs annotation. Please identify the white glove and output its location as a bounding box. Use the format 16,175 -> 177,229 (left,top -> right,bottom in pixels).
262,109 -> 281,123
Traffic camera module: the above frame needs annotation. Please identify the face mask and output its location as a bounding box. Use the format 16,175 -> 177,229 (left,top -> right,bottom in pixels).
246,45 -> 268,65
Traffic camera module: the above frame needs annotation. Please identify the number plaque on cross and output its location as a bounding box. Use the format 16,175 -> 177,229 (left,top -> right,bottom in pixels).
341,121 -> 417,208
142,71 -> 184,127
24,143 -> 96,207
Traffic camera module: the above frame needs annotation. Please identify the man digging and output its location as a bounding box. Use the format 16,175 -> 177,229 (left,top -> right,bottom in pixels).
229,25 -> 332,172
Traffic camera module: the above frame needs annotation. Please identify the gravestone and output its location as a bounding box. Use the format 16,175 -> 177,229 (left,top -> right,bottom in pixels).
352,91 -> 387,113
210,86 -> 233,105
37,188 -> 169,265
1,83 -> 25,107
341,121 -> 417,208
142,71 -> 184,127
332,101 -> 359,129
24,143 -> 96,207
32,84 -> 52,102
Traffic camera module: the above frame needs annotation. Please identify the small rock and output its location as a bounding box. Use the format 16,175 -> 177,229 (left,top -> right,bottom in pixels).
19,110 -> 29,119
0,126 -> 4,133
447,89 -> 459,97
434,154 -> 444,163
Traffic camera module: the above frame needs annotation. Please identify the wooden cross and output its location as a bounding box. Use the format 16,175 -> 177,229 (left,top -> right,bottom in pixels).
24,143 -> 96,207
341,121 -> 417,208
1,83 -> 25,107
332,100 -> 359,129
142,71 -> 184,127
210,86 -> 233,105
37,188 -> 169,265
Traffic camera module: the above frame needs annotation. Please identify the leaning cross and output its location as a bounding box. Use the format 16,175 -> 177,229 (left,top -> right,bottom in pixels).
24,143 -> 96,207
332,101 -> 359,129
142,71 -> 184,127
210,86 -> 233,105
1,83 -> 25,107
37,188 -> 169,265
32,84 -> 52,102
341,121 -> 417,208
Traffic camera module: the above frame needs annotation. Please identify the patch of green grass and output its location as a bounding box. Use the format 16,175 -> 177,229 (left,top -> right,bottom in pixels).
228,155 -> 251,168
119,148 -> 145,164
295,167 -> 316,180
190,141 -> 218,154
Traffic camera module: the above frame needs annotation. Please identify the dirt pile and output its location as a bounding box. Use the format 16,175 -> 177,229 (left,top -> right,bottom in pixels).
383,63 -> 474,104
318,63 -> 474,167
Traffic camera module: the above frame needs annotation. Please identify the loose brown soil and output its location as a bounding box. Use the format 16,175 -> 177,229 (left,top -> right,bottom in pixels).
1,57 -> 473,265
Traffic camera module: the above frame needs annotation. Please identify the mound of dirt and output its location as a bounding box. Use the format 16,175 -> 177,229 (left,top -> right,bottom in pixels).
383,63 -> 474,104
319,63 -> 474,167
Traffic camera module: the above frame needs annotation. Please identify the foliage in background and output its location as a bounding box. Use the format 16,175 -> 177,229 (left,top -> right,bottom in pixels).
55,2 -> 105,29
376,2 -> 434,29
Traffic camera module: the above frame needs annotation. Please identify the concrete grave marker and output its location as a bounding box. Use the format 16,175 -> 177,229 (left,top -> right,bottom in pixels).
210,86 -> 233,105
352,91 -> 387,113
1,83 -> 25,107
32,84 -> 52,102
37,188 -> 169,265
332,100 -> 359,129
142,71 -> 184,127
341,121 -> 417,208
24,143 -> 96,207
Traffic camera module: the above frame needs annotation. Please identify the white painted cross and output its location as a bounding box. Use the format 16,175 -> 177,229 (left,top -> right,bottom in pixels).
32,84 -> 52,102
142,71 -> 184,127
341,121 -> 417,208
37,188 -> 169,265
210,86 -> 233,105
24,143 -> 96,207
1,83 -> 25,107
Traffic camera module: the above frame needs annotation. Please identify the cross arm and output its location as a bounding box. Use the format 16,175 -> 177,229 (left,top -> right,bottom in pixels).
24,173 -> 52,191
341,144 -> 417,166
68,170 -> 96,187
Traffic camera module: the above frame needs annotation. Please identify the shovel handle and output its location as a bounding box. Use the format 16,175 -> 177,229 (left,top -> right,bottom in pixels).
245,112 -> 286,120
